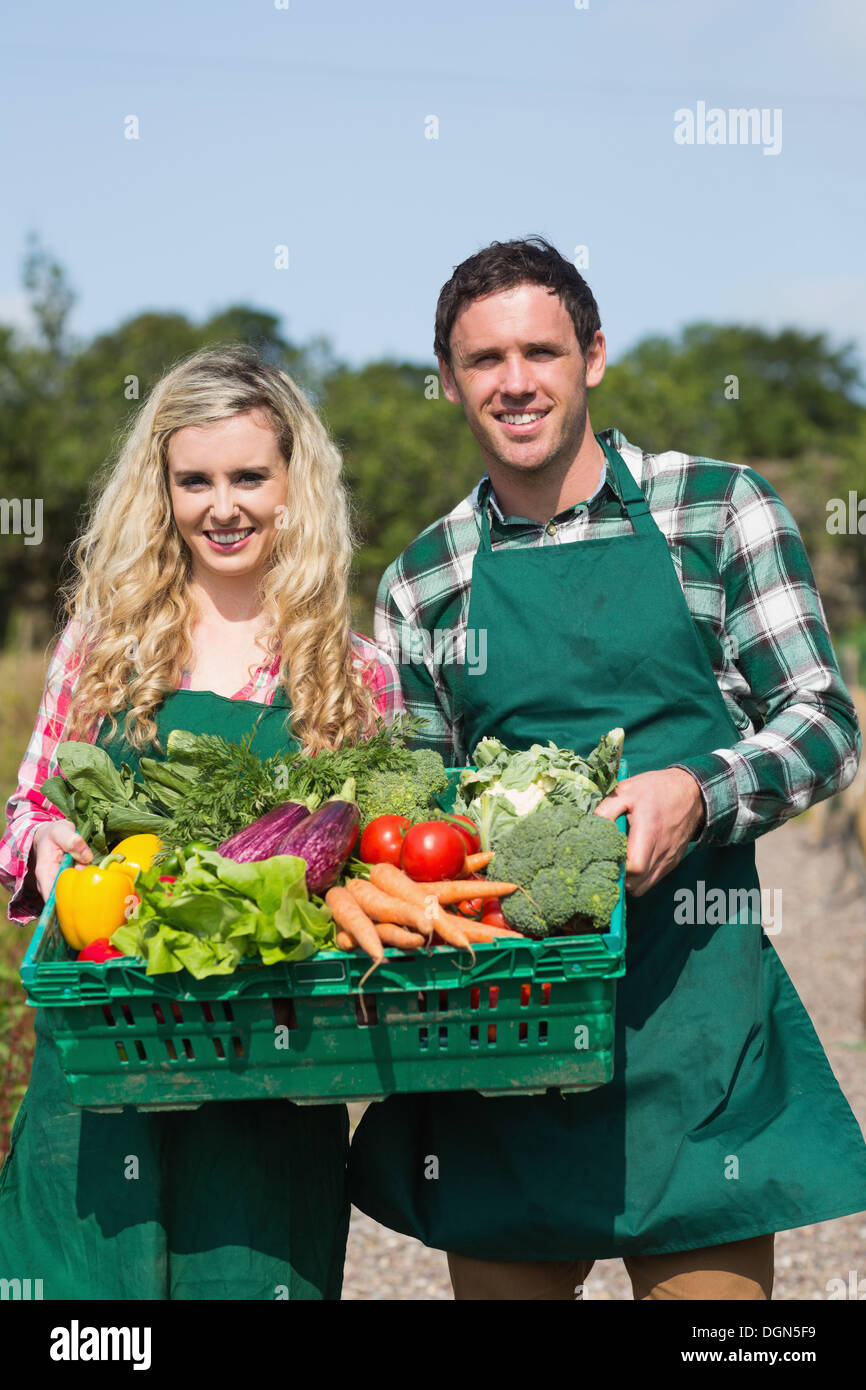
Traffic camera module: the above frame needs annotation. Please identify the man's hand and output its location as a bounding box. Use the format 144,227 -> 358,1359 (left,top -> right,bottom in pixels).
594,768 -> 706,897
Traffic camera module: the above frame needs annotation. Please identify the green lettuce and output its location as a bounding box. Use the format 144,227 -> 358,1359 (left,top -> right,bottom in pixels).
110,843 -> 335,978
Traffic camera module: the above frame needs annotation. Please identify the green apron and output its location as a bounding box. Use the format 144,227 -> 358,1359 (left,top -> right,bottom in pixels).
349,436 -> 866,1260
0,685 -> 350,1299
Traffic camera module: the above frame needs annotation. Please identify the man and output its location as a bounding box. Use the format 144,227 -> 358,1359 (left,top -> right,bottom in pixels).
348,236 -> 866,1300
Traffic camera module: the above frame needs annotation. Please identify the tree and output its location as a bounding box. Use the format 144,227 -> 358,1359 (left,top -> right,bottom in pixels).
319,362 -> 480,630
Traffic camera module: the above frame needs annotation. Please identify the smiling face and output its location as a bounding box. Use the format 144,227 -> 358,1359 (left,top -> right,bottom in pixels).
166,408 -> 288,585
439,282 -> 605,480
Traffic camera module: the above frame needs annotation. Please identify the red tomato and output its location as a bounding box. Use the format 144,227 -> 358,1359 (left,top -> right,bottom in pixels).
481,899 -> 508,929
445,814 -> 481,856
400,821 -> 467,882
78,938 -> 123,963
360,815 -> 410,867
456,896 -> 484,918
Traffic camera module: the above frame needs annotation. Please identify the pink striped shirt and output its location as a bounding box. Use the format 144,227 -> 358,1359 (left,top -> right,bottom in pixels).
0,617 -> 405,924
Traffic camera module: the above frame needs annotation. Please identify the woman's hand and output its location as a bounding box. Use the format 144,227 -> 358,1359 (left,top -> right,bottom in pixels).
30,819 -> 93,904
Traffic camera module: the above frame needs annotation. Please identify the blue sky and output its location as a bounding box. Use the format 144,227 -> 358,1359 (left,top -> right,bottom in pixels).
2,0 -> 864,373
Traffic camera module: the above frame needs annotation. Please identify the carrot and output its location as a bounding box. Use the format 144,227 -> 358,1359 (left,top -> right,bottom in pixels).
324,886 -> 385,1007
335,929 -> 355,950
374,923 -> 426,950
429,910 -> 476,957
414,879 -> 520,904
466,851 -> 495,872
369,862 -> 441,906
456,922 -> 523,943
345,878 -> 435,937
367,865 -> 475,962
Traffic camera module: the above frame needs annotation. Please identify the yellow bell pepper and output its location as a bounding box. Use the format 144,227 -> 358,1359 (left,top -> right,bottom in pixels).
55,855 -> 140,951
109,834 -> 163,881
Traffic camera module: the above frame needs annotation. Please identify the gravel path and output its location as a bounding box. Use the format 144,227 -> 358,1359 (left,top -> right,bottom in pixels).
342,817 -> 866,1300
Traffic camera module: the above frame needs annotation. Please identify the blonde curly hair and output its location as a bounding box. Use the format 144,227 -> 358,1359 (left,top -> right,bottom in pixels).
59,344 -> 378,755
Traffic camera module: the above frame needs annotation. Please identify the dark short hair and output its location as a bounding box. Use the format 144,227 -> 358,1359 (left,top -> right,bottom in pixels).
433,235 -> 601,367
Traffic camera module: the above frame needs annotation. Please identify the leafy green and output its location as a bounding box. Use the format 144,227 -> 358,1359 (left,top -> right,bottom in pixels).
161,728 -> 291,846
110,843 -> 336,977
453,730 -> 624,850
41,743 -> 172,854
160,714 -> 426,846
42,714 -> 428,857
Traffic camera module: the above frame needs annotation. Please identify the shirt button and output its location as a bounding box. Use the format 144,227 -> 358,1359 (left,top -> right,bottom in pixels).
546,522 -> 557,536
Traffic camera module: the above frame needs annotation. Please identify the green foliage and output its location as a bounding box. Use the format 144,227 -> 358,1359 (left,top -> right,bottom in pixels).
1,242 -> 865,644
592,323 -> 863,461
318,361 -> 482,627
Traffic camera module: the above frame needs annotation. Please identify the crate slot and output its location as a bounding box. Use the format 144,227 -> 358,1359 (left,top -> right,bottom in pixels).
488,986 -> 499,1010
164,1038 -> 178,1061
212,1036 -> 226,1059
120,1003 -> 135,1026
354,995 -> 378,1027
272,998 -> 298,1030
470,987 -> 480,1011
487,1023 -> 497,1045
438,1025 -> 448,1047
470,1023 -> 479,1047
134,1039 -> 147,1062
438,990 -> 448,1012
102,1005 -> 116,1027
222,1002 -> 234,1022
519,1020 -> 528,1043
540,983 -> 551,1006
231,1035 -> 244,1058
201,1003 -> 215,1023
114,1041 -> 128,1064
152,1003 -> 165,1025
419,1025 -> 429,1050
538,1020 -> 548,1043
181,1037 -> 194,1059
520,983 -> 531,1007
170,1002 -> 183,1024
417,991 -> 428,1013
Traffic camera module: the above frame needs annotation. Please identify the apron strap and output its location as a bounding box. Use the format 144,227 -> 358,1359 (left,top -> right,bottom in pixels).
477,434 -> 655,550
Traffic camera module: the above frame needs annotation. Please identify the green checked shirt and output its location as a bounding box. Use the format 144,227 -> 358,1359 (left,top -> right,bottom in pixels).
374,426 -> 862,846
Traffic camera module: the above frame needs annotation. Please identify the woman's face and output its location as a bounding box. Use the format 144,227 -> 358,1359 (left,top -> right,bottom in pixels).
166,408 -> 288,584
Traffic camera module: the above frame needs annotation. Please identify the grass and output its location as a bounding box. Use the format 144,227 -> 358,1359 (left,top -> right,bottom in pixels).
0,648 -> 51,1166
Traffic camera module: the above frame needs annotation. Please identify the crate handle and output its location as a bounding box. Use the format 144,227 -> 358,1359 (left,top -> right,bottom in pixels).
20,852 -> 73,980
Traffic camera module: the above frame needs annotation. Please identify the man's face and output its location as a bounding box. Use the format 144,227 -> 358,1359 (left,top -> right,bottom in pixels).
438,282 -> 605,477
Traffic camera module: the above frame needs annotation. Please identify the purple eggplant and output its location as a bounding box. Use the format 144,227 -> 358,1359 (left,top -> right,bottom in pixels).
276,799 -> 360,895
218,802 -> 311,862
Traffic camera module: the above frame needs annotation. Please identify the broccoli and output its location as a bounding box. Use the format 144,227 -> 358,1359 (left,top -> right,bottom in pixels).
358,748 -> 449,827
493,802 -> 627,938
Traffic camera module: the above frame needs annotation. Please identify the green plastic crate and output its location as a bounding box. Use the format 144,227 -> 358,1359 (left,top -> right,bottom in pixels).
19,764 -> 627,1111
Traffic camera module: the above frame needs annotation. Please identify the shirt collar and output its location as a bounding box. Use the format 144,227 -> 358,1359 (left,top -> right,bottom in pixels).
474,426 -> 631,525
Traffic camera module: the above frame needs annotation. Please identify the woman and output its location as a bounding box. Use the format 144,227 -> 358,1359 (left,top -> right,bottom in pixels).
0,344 -> 403,1299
